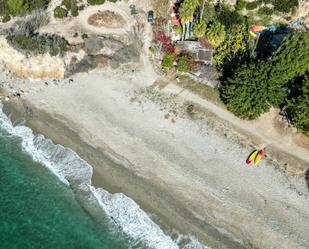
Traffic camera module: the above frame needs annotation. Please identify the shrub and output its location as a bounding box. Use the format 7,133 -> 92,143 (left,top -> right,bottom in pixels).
87,0 -> 105,5
173,25 -> 182,35
236,0 -> 246,10
71,4 -> 79,17
286,76 -> 309,135
220,62 -> 271,119
214,24 -> 248,72
272,0 -> 298,13
7,33 -> 68,56
193,20 -> 206,38
177,52 -> 195,72
258,6 -> 273,16
61,0 -> 72,9
246,1 -> 258,10
163,44 -> 175,53
2,15 -> 11,22
267,31 -> 309,106
28,0 -> 50,10
7,0 -> 25,16
202,1 -> 216,24
215,3 -> 245,30
54,6 -> 68,18
162,52 -> 176,68
206,21 -> 226,47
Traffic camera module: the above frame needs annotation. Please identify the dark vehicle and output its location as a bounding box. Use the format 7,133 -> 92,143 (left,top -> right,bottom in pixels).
147,10 -> 154,23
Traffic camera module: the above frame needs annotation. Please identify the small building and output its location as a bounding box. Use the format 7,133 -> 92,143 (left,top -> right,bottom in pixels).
176,39 -> 214,65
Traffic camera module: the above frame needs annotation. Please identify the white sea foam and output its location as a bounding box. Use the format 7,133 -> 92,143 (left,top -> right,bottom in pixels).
0,105 -> 210,249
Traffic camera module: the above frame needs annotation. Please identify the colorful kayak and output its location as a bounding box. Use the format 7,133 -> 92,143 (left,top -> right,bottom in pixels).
246,150 -> 258,165
254,149 -> 265,166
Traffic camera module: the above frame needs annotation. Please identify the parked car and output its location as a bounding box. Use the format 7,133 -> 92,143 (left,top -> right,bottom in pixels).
147,10 -> 154,23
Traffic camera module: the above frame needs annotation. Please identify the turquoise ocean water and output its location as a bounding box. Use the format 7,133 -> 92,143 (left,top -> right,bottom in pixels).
0,106 -> 208,249
0,125 -> 136,249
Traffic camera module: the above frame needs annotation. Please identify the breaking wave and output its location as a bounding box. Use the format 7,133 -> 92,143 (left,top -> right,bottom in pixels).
0,105 -> 210,249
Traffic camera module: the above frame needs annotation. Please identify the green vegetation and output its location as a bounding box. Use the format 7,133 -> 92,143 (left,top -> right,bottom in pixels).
272,0 -> 298,13
162,52 -> 176,68
193,20 -> 206,38
257,6 -> 273,16
220,31 -> 309,121
87,0 -> 105,5
286,76 -> 309,135
213,24 -> 248,72
7,33 -> 68,56
215,3 -> 245,30
267,32 -> 309,106
206,21 -> 226,47
179,0 -> 199,40
245,1 -> 258,10
170,0 -> 308,134
54,0 -> 80,18
221,62 -> 271,119
54,6 -> 68,18
235,0 -> 246,11
177,52 -> 195,72
0,0 -> 50,19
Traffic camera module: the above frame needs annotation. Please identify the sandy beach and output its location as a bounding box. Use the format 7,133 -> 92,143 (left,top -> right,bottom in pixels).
2,64 -> 309,249
0,0 -> 308,247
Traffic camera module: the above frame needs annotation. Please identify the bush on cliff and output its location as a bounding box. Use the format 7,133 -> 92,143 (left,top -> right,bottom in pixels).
54,6 -> 68,18
7,33 -> 68,56
87,0 -> 105,5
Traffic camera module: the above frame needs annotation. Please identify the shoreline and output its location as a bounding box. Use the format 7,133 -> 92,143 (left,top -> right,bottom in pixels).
2,97 -> 240,249
1,69 -> 309,249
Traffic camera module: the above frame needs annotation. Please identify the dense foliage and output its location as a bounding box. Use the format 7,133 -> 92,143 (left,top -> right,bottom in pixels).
286,76 -> 309,135
87,0 -> 105,5
54,6 -> 68,18
0,0 -> 50,18
215,3 -> 245,30
267,32 -> 309,106
206,21 -> 226,47
257,6 -> 273,16
7,33 -> 68,56
177,52 -> 195,72
213,24 -> 249,72
245,1 -> 258,10
193,20 -> 206,38
220,31 -> 309,120
272,0 -> 298,13
162,52 -> 176,68
221,62 -> 271,119
54,0 -> 80,18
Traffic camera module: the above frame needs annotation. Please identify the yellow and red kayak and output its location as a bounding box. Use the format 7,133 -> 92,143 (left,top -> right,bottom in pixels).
254,149 -> 265,166
246,150 -> 258,165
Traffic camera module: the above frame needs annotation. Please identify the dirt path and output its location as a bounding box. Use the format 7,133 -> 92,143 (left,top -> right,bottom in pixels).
163,84 -> 309,172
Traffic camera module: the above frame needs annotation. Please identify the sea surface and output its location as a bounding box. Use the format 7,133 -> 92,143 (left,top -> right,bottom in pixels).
0,106 -> 208,249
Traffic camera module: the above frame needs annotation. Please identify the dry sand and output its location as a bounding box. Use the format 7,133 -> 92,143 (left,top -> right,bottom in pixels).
2,65 -> 309,249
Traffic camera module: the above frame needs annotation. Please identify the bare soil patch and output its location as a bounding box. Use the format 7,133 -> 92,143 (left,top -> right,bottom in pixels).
88,10 -> 126,28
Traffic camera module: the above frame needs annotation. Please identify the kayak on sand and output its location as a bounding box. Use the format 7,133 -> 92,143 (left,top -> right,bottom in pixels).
246,150 -> 258,165
254,149 -> 265,166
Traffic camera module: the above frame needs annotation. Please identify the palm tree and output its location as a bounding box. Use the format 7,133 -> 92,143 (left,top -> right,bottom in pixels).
193,20 -> 206,38
179,0 -> 199,40
199,0 -> 207,21
206,21 -> 226,47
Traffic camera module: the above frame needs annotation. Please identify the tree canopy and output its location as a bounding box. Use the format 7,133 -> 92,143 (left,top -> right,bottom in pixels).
206,21 -> 226,47
286,75 -> 309,135
193,20 -> 206,38
267,31 -> 309,106
220,61 -> 271,119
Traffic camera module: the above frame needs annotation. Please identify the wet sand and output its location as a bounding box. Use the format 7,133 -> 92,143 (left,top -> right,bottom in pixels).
2,70 -> 309,249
